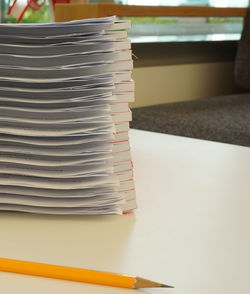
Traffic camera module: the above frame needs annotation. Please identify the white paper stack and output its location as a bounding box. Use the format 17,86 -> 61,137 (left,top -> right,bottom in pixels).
0,16 -> 136,215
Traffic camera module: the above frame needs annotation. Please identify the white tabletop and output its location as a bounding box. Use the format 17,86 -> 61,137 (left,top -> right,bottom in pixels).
0,129 -> 250,294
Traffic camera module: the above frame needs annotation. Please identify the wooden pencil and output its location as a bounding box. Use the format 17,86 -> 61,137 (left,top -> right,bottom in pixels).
0,257 -> 173,289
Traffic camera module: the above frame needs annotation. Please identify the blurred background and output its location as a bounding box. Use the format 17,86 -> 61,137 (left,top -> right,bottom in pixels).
0,0 -> 248,40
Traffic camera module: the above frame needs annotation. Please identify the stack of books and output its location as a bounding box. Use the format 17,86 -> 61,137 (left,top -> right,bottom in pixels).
0,16 -> 136,214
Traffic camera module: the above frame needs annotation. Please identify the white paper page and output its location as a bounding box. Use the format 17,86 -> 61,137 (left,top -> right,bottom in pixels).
116,170 -> 133,182
0,90 -> 133,105
0,30 -> 127,45
0,116 -> 113,124
113,150 -> 131,162
0,173 -> 119,189
111,102 -> 129,113
0,92 -> 114,104
0,123 -> 114,137
0,203 -> 123,215
0,98 -> 113,112
0,141 -> 128,157
0,110 -> 113,124
0,101 -> 113,112
109,20 -> 131,31
114,71 -> 132,83
0,72 -> 114,83
115,122 -> 129,133
115,92 -> 135,102
118,180 -> 135,192
0,140 -> 113,156
0,193 -> 124,207
0,40 -> 130,56
112,141 -> 130,153
113,161 -> 132,173
0,42 -> 115,56
0,161 -> 114,178
0,50 -> 131,68
0,133 -> 114,146
0,109 -> 112,124
119,190 -> 136,201
0,60 -> 133,79
112,111 -> 132,123
0,103 -> 111,112
121,198 -> 137,213
0,152 -> 113,167
0,185 -> 117,198
0,85 -> 114,100
0,22 -> 113,37
113,131 -> 128,142
114,80 -> 134,92
0,76 -> 114,90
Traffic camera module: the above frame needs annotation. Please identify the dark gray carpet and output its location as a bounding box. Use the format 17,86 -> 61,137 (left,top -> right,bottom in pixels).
130,93 -> 250,147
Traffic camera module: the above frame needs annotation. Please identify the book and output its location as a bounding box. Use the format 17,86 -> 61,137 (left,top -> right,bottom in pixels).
0,16 -> 136,214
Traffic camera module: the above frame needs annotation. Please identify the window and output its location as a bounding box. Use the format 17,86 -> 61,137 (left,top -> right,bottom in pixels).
1,0 -> 249,42
118,0 -> 249,42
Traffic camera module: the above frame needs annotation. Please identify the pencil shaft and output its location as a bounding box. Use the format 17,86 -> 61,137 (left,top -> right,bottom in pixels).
0,257 -> 135,288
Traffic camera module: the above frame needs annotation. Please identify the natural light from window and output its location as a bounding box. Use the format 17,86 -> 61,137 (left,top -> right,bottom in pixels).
122,0 -> 249,43
122,0 -> 248,7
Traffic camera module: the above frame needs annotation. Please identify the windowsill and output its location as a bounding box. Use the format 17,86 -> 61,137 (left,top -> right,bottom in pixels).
130,33 -> 241,43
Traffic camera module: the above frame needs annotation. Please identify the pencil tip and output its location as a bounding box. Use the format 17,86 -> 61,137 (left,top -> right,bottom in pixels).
133,277 -> 174,289
161,284 -> 174,288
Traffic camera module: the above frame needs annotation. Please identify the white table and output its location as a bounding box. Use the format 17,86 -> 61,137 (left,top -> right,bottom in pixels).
0,129 -> 249,294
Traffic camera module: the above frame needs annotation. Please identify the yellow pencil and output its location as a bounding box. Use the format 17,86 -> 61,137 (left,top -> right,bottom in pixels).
0,257 -> 173,289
